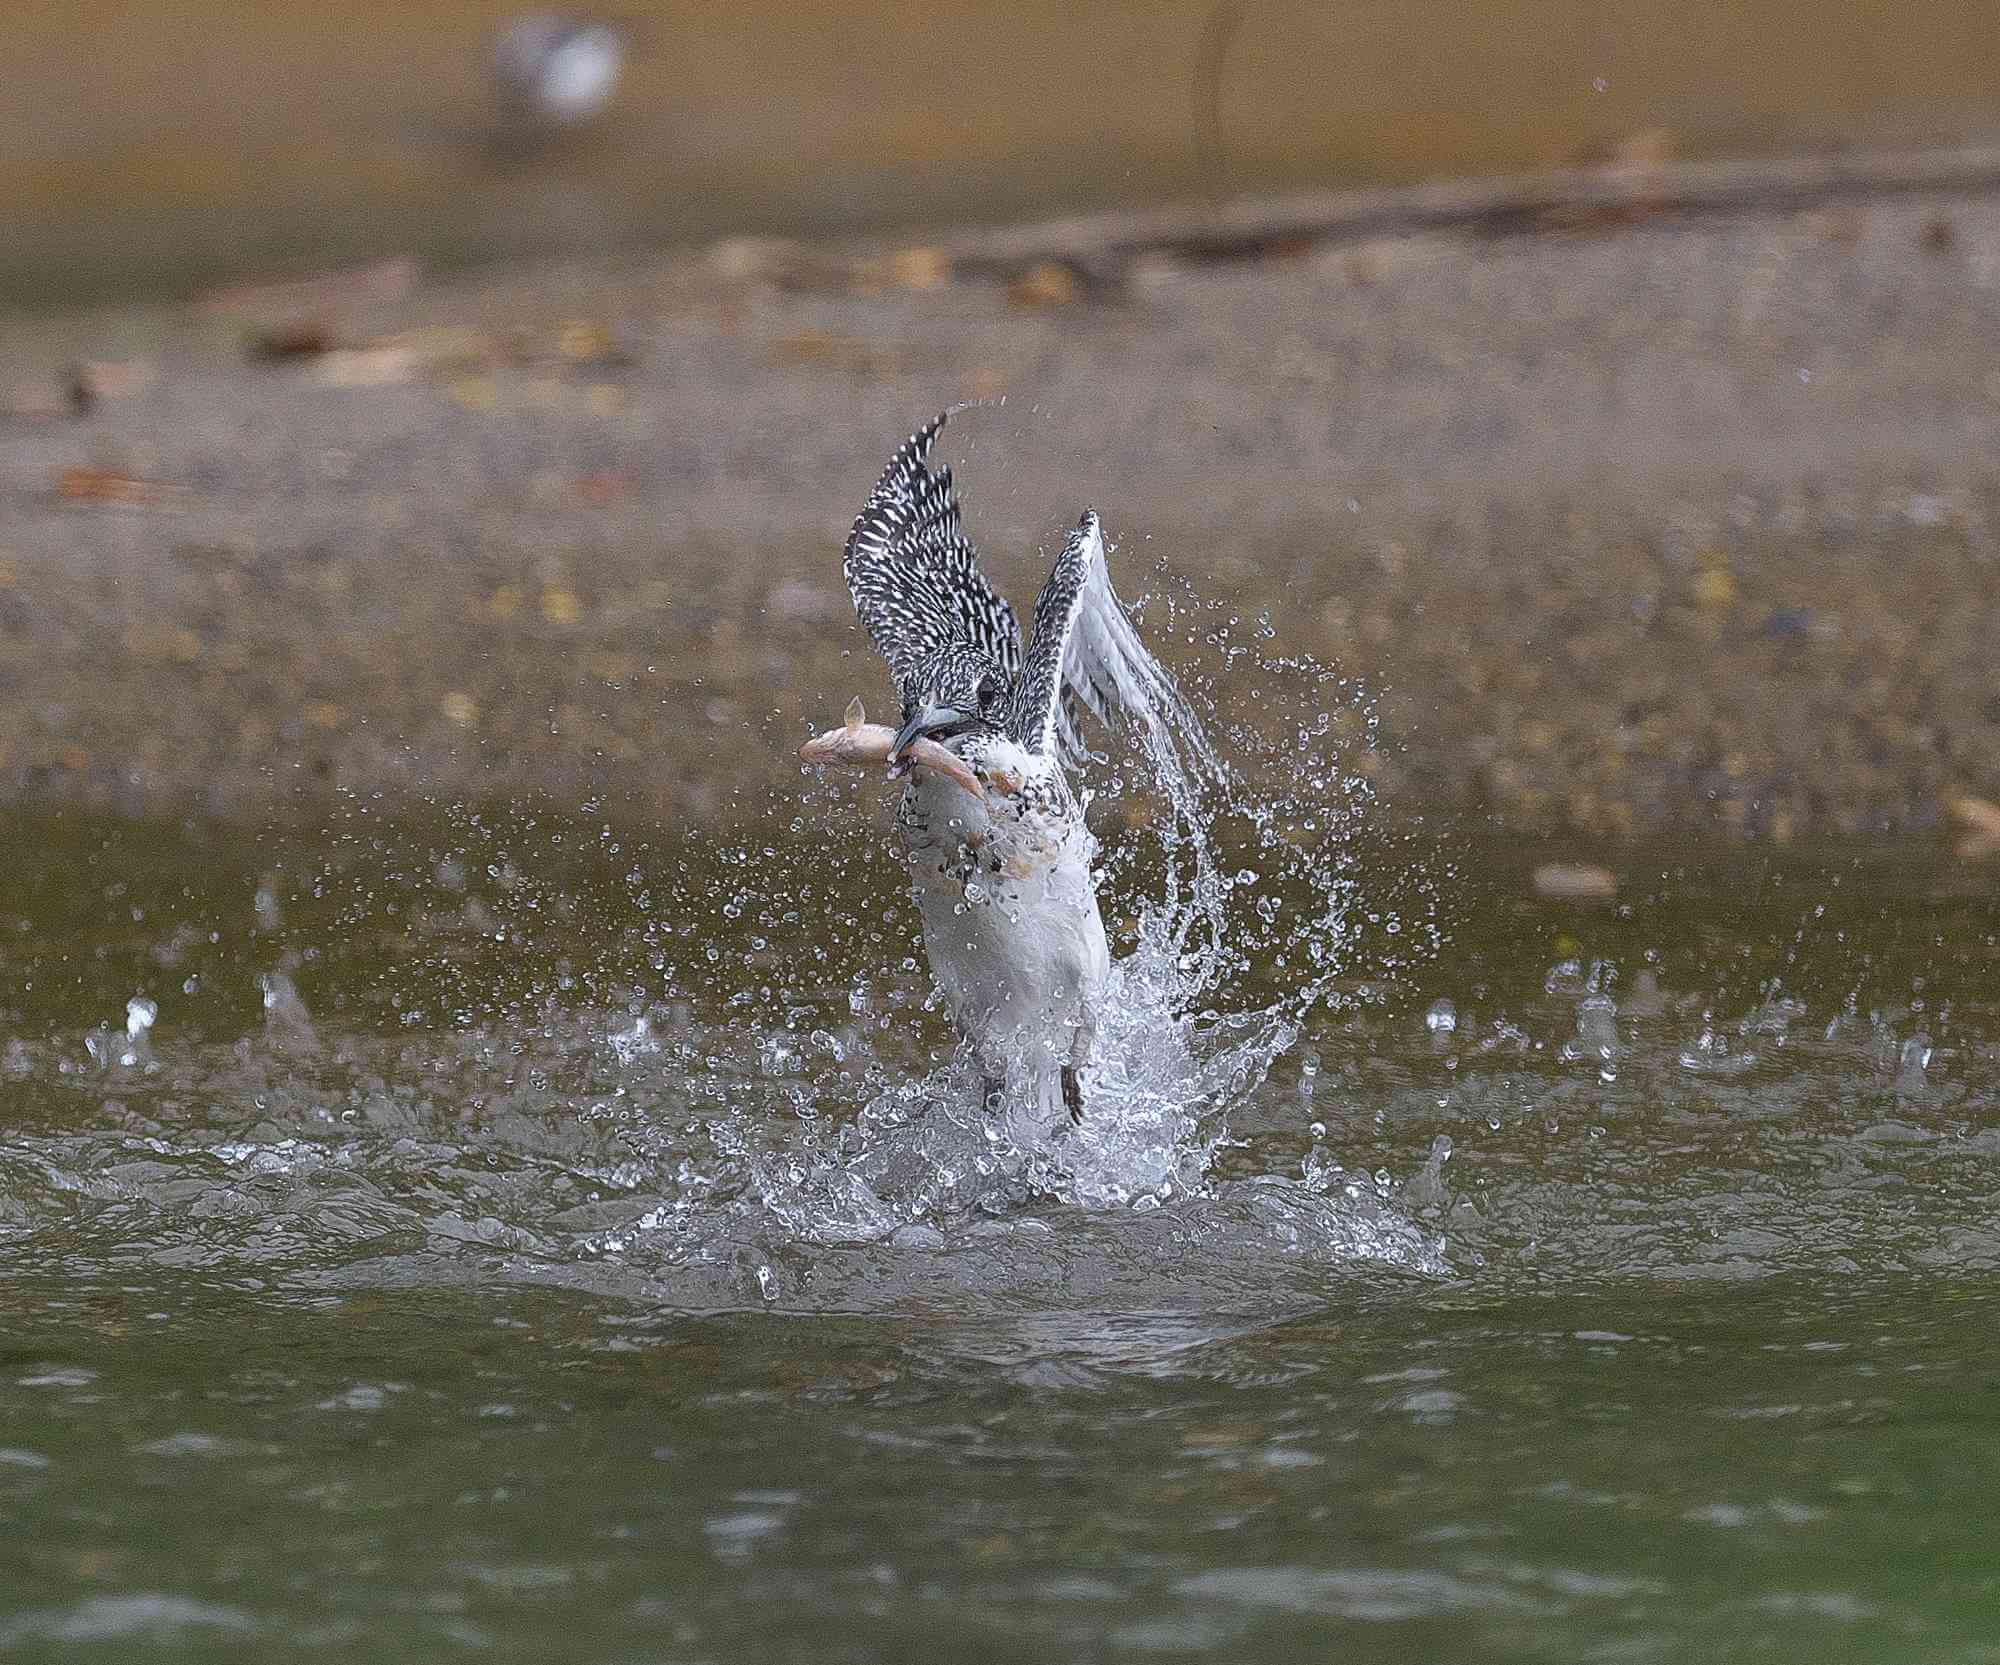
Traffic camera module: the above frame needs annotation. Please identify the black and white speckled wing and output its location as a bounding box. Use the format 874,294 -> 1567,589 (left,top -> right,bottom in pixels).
1009,512 -> 1220,782
842,412 -> 1021,710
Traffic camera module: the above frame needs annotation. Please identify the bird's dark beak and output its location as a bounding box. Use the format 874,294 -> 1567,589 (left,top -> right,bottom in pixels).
889,703 -> 971,764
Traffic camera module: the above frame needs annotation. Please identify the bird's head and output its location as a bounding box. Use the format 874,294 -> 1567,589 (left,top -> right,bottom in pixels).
891,647 -> 1011,762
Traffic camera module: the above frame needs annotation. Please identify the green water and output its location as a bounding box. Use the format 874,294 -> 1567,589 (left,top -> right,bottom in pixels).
1,807 -> 1997,1659
3,1278 -> 1997,1660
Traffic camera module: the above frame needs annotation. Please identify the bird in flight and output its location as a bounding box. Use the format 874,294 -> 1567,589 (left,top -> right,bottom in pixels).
833,410 -> 1207,1137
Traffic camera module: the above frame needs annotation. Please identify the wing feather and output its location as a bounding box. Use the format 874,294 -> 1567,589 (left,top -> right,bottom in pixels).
841,412 -> 1020,710
1010,512 -> 1219,785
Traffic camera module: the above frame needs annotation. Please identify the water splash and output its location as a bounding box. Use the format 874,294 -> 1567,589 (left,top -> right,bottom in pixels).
83,997 -> 159,1073
5,809 -> 1992,1310
630,604 -> 1449,1275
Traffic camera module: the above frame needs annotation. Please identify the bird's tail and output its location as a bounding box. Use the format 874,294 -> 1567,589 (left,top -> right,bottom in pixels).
1010,1061 -> 1068,1147
984,1047 -> 1084,1148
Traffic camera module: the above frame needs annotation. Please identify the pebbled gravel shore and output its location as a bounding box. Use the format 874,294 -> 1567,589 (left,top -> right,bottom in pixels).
2,158 -> 1999,847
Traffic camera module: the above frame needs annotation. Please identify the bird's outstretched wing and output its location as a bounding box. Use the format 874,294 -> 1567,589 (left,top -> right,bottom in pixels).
842,412 -> 1021,710
1010,512 -> 1219,784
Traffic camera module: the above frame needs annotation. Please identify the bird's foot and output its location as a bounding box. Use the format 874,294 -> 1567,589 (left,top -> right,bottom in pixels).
1062,1064 -> 1083,1124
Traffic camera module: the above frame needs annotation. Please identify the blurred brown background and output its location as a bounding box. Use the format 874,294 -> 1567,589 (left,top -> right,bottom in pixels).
4,2 -> 2000,851
7,0 -> 1999,303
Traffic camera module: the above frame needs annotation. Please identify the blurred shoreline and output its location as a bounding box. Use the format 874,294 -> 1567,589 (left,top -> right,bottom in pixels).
3,148 -> 1999,857
11,0 -> 2000,310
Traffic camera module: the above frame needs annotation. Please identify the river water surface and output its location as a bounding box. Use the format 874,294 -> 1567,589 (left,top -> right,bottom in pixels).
2,638 -> 1997,1661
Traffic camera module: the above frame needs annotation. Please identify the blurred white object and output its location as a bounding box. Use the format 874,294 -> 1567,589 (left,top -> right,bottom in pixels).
490,14 -> 627,129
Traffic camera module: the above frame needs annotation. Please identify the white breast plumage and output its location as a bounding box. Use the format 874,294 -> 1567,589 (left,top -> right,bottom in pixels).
896,739 -> 1109,1134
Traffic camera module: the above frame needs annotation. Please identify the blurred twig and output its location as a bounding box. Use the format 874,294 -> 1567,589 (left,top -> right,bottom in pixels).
940,144 -> 2000,284
1193,0 -> 1246,196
